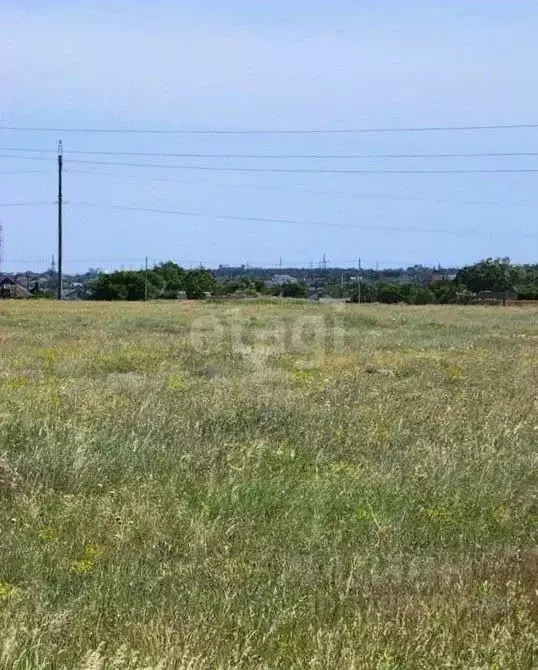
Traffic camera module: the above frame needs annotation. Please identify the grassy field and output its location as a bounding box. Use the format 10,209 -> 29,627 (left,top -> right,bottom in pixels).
0,300 -> 536,669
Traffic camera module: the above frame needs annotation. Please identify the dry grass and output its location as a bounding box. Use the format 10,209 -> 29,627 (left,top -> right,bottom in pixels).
0,300 -> 536,668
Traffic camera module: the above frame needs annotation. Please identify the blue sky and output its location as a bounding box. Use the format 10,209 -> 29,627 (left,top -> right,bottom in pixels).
2,1 -> 538,271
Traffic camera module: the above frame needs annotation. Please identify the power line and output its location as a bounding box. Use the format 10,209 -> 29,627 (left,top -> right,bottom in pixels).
59,158 -> 538,175
4,153 -> 538,174
4,154 -> 535,206
68,200 -> 538,238
3,256 -> 147,264
0,201 -> 55,207
2,154 -> 535,174
0,155 -> 52,162
5,147 -> 538,159
2,122 -> 538,134
0,169 -> 49,175
62,168 -> 538,208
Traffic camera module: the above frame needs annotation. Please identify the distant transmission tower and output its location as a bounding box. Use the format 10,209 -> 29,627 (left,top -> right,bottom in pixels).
50,254 -> 56,292
0,223 -> 3,275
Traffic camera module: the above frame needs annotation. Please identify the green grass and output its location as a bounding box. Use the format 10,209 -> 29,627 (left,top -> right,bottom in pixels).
0,300 -> 536,668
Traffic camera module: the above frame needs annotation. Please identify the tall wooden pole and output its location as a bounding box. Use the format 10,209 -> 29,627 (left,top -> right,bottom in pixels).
57,140 -> 63,300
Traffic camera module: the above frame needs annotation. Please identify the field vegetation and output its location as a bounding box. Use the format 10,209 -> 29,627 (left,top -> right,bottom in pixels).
0,301 -> 536,668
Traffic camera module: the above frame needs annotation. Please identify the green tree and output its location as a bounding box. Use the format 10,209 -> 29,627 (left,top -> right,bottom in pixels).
281,282 -> 308,298
184,269 -> 217,299
152,262 -> 186,298
91,271 -> 155,301
513,264 -> 538,299
254,279 -> 267,294
407,284 -> 436,305
222,276 -> 257,294
152,262 -> 186,291
91,270 -> 164,301
430,281 -> 459,304
376,283 -> 406,304
91,264 -> 218,301
456,258 -> 517,293
348,282 -> 376,303
374,283 -> 436,304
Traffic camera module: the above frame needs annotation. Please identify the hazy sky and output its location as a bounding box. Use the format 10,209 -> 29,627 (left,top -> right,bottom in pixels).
2,1 -> 538,271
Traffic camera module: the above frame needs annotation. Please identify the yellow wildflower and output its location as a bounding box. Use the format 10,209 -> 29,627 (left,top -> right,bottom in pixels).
72,559 -> 95,575
0,582 -> 22,601
38,526 -> 60,543
83,544 -> 105,561
166,375 -> 185,390
71,544 -> 105,574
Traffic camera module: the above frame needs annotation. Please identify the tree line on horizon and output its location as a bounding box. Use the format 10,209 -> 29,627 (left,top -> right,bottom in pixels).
81,258 -> 538,303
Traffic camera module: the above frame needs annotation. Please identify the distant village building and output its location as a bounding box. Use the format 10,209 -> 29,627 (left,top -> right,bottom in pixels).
476,290 -> 517,304
0,276 -> 31,299
429,272 -> 457,284
63,285 -> 92,301
266,274 -> 298,289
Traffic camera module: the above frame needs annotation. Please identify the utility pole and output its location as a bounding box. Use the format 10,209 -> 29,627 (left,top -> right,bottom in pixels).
57,140 -> 63,300
144,256 -> 149,301
357,258 -> 362,304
